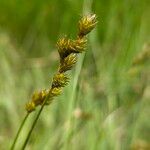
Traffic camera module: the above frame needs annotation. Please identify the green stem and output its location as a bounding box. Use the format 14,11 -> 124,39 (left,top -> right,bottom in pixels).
21,95 -> 50,150
10,113 -> 29,150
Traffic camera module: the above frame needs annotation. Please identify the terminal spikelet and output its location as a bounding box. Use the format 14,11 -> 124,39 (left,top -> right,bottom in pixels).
78,14 -> 97,37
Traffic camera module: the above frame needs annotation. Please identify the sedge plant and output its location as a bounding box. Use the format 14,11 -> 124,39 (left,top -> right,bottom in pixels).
10,14 -> 97,150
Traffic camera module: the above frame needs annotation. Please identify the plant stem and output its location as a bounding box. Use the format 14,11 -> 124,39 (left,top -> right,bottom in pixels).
10,113 -> 29,150
21,95 -> 50,150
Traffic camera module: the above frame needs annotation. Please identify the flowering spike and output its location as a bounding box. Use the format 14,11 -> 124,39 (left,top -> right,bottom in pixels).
78,14 -> 97,37
25,14 -> 97,113
25,102 -> 35,113
49,87 -> 62,97
57,37 -> 87,59
59,53 -> 77,73
52,73 -> 69,88
32,90 -> 48,106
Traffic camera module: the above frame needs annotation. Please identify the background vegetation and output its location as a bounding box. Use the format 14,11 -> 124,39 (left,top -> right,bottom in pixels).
0,0 -> 149,149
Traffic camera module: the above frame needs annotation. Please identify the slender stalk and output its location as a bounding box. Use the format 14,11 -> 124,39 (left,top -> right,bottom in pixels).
10,113 -> 29,150
21,95 -> 50,150
21,105 -> 44,150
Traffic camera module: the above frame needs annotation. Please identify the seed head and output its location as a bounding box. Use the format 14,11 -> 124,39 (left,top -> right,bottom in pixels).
57,37 -> 87,59
25,14 -> 97,114
52,73 -> 69,88
59,53 -> 77,73
25,102 -> 35,113
49,87 -> 62,97
31,90 -> 48,106
78,14 -> 97,37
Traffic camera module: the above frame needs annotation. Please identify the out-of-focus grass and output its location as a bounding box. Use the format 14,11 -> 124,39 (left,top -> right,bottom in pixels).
0,0 -> 149,150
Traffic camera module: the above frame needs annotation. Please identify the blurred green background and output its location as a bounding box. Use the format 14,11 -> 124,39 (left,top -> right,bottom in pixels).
0,0 -> 149,150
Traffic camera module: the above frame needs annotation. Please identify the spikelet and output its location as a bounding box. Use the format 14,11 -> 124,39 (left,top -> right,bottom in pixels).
25,89 -> 49,113
78,14 -> 97,37
57,37 -> 87,58
59,53 -> 77,73
49,87 -> 62,97
32,90 -> 47,106
52,73 -> 69,88
25,102 -> 35,113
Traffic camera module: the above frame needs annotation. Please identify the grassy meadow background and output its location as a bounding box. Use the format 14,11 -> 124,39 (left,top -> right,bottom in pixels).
0,0 -> 149,149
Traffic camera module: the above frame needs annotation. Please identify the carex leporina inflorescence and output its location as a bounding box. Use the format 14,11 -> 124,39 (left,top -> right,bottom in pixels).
25,14 -> 97,113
